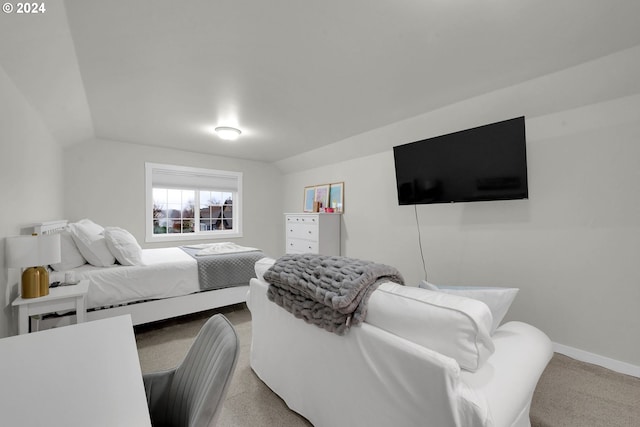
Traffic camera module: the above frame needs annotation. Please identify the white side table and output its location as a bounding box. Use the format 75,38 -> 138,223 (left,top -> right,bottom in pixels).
12,280 -> 89,334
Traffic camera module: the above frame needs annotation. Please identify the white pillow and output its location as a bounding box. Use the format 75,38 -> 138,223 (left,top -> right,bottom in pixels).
104,227 -> 143,266
367,282 -> 494,372
255,257 -> 276,281
419,281 -> 519,334
68,220 -> 115,267
75,218 -> 104,234
50,230 -> 86,271
418,281 -> 439,291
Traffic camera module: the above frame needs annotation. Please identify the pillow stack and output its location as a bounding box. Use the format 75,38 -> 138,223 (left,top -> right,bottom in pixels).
50,219 -> 144,270
50,230 -> 86,271
68,219 -> 115,267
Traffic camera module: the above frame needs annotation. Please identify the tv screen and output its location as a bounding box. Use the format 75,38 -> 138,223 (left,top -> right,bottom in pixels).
393,116 -> 528,205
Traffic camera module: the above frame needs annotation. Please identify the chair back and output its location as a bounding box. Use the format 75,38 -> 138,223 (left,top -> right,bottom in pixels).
162,314 -> 239,427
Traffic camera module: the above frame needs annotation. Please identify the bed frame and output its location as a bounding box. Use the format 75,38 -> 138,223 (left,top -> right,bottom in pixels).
33,220 -> 250,330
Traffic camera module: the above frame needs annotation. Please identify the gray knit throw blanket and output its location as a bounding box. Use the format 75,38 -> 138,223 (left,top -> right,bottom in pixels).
263,254 -> 404,335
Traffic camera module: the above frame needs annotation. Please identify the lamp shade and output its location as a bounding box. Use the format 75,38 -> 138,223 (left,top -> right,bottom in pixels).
6,234 -> 61,268
38,233 -> 61,266
6,235 -> 38,268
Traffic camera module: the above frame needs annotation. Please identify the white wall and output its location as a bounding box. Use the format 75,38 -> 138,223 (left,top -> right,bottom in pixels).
0,65 -> 64,337
278,46 -> 640,367
63,138 -> 282,257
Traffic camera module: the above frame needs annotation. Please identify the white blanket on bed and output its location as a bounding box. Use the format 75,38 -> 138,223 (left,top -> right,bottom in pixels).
50,247 -> 199,309
184,242 -> 260,256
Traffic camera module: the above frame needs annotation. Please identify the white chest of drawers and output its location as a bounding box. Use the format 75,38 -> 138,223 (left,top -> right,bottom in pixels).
285,213 -> 341,255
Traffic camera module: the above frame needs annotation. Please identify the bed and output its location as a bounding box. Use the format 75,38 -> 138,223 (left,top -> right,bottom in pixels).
33,220 -> 264,330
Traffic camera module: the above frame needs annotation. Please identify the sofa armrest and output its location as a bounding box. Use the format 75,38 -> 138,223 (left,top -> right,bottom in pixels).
460,321 -> 553,427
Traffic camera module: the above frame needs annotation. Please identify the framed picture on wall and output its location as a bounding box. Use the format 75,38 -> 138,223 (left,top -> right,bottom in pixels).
303,186 -> 316,212
314,184 -> 330,208
329,182 -> 344,212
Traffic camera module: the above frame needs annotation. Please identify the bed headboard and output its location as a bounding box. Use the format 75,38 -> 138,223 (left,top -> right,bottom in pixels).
33,220 -> 68,235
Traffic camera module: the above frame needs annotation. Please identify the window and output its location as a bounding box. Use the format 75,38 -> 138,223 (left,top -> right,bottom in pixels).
145,163 -> 242,242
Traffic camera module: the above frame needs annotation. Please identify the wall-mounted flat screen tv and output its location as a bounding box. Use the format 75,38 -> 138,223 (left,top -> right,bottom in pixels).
393,116 -> 528,205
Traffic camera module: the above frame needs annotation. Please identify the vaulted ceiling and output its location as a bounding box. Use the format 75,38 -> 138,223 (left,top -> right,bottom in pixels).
2,0 -> 640,162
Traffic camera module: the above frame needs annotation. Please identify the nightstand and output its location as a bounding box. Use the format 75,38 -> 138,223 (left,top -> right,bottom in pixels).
12,280 -> 89,334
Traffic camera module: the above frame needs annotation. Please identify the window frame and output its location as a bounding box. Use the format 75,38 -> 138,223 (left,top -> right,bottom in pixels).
145,162 -> 243,243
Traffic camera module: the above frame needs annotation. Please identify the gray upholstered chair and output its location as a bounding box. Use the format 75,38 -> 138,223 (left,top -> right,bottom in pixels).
143,314 -> 240,427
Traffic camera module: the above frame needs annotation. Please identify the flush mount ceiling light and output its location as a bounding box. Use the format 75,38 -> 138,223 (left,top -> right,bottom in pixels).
214,126 -> 242,141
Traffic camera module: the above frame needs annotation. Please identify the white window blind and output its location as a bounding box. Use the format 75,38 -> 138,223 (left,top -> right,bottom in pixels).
151,165 -> 240,191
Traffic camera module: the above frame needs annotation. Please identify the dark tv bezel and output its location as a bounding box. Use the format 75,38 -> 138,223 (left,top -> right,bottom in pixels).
393,117 -> 528,205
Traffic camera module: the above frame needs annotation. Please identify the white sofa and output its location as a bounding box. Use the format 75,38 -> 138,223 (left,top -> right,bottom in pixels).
247,258 -> 553,427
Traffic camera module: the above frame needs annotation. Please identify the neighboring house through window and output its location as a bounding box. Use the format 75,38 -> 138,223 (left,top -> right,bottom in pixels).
145,162 -> 242,242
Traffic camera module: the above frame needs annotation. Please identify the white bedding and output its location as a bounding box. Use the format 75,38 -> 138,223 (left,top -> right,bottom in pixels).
51,247 -> 199,310
184,242 -> 259,256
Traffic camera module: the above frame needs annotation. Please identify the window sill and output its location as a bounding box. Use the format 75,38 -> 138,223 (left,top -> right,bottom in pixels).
145,230 -> 242,243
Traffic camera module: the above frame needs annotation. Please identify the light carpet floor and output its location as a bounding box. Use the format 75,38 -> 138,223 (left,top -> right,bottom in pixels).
135,305 -> 640,427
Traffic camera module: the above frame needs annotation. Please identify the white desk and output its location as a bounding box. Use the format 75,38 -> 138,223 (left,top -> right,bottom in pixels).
12,280 -> 89,334
0,315 -> 151,427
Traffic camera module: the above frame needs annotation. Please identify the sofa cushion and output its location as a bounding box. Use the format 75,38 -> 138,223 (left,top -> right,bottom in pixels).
366,282 -> 495,372
419,281 -> 519,334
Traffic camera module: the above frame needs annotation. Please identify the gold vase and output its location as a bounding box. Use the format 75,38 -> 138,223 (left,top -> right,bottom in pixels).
36,266 -> 49,297
21,267 -> 41,298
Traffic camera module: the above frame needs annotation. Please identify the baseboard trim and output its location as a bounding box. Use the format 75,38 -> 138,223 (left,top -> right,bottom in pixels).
553,342 -> 640,378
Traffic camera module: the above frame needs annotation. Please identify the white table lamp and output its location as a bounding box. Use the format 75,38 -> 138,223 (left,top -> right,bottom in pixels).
6,234 -> 61,298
